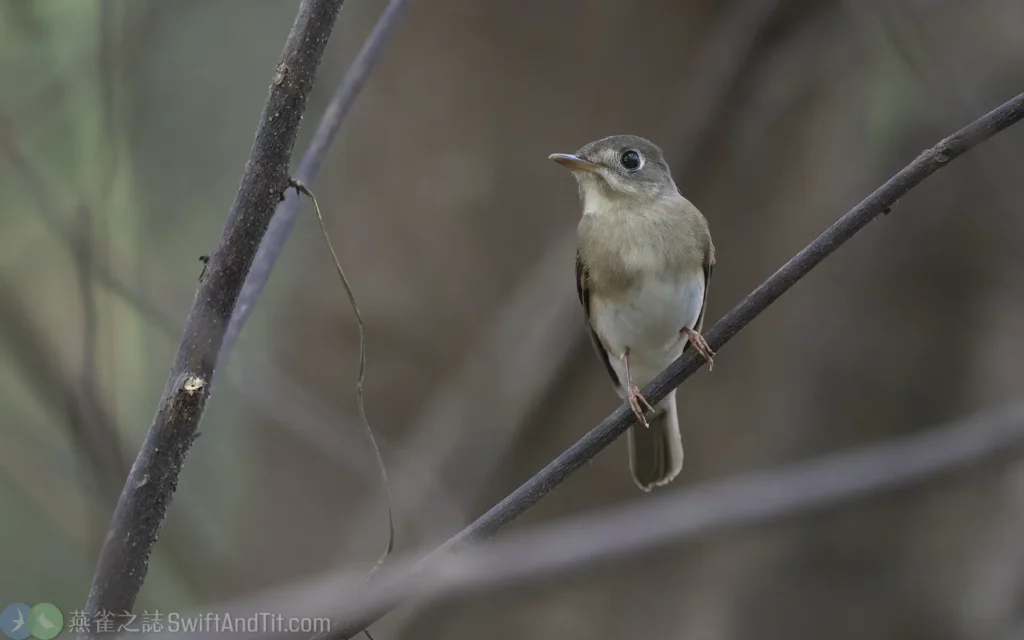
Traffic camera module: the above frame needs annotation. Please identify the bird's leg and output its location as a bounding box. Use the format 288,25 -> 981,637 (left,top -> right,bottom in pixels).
621,348 -> 654,427
681,327 -> 715,370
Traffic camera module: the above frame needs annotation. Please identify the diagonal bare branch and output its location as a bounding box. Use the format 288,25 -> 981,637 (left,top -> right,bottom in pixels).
187,402 -> 1024,640
330,404 -> 1024,625
82,0 -> 346,624
321,90 -> 1024,639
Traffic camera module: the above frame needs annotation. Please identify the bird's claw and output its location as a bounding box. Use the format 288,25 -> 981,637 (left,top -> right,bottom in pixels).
626,383 -> 653,427
683,328 -> 715,370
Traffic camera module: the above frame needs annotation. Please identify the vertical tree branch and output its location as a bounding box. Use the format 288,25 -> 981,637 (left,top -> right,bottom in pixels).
83,0 -> 345,624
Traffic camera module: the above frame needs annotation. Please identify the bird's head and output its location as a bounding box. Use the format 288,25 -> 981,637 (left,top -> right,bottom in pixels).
549,134 -> 678,209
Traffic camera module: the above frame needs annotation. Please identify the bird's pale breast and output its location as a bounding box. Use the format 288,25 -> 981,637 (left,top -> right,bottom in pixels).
591,268 -> 705,387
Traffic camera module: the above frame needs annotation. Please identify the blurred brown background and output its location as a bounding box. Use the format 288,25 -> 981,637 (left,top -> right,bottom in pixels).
2,0 -> 1024,638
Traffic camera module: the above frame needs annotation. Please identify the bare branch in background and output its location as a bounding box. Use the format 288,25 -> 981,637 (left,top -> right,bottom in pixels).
221,0 -> 413,365
663,0 -> 779,165
960,463 -> 1024,639
0,118 -> 127,497
321,91 -> 1024,639
0,410 -> 110,549
0,113 -> 72,233
379,231 -> 579,532
1,94 -> 233,602
94,0 -> 124,200
8,0 -> 160,143
82,0 -> 346,623
333,405 -> 1024,632
327,405 -> 1024,629
0,277 -> 124,499
70,204 -> 123,498
191,402 -> 1024,640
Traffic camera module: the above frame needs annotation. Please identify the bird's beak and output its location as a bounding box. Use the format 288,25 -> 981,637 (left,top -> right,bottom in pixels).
548,153 -> 601,173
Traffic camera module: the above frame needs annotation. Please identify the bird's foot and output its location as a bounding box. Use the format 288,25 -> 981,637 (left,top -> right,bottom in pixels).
626,383 -> 654,427
682,327 -> 715,370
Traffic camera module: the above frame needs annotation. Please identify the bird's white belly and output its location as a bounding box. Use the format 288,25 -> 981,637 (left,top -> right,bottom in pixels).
591,271 -> 705,386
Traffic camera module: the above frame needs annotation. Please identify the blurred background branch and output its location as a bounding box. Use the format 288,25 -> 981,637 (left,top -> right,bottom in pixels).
199,401 -> 1024,640
221,0 -> 412,369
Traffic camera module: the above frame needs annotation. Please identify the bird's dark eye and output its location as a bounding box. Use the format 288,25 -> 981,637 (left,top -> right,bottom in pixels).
620,149 -> 642,170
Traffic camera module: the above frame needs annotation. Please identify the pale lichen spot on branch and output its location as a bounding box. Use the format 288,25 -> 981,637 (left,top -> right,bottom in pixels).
182,376 -> 206,396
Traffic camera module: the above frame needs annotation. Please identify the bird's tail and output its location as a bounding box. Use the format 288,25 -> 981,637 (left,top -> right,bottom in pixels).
628,389 -> 683,491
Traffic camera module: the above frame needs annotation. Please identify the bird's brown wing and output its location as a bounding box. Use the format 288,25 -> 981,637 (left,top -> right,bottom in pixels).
685,250 -> 714,349
576,251 -> 622,390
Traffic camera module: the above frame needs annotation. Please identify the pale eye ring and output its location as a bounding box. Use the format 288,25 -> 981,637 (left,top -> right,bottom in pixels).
620,149 -> 643,171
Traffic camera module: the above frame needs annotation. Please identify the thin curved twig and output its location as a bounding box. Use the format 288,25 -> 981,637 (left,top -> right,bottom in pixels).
322,90 -> 1024,639
290,179 -> 395,564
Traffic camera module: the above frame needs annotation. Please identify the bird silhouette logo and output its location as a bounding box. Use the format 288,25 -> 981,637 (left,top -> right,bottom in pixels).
0,604 -> 31,640
1,604 -> 63,640
27,605 -> 62,640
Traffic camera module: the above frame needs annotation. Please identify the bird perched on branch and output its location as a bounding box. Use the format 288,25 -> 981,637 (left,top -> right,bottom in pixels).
550,135 -> 715,491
